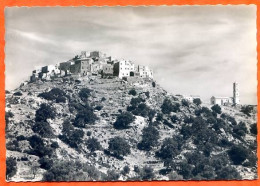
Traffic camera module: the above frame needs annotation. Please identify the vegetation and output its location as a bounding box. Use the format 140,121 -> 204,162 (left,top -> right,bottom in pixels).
32,121 -> 54,138
114,112 -> 135,129
211,104 -> 222,114
73,105 -> 97,127
79,88 -> 92,101
152,82 -> 156,87
241,105 -> 254,116
35,103 -> 56,122
193,98 -> 202,106
86,137 -> 102,152
38,88 -> 67,103
6,157 -> 17,180
228,145 -> 249,165
250,123 -> 257,135
13,91 -> 22,96
138,126 -> 159,151
108,136 -> 131,159
161,98 -> 180,114
128,89 -> 137,96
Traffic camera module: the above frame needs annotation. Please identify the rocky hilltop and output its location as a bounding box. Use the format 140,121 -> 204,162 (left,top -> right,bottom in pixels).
5,75 -> 257,181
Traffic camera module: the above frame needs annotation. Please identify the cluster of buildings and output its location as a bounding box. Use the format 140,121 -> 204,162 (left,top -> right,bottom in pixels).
30,51 -> 153,82
210,82 -> 240,106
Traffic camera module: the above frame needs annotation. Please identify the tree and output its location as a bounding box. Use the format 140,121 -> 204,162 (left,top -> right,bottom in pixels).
6,157 -> 17,180
128,89 -> 137,96
79,88 -> 92,101
32,121 -> 54,138
140,166 -> 155,180
181,99 -> 189,107
156,138 -> 179,167
38,88 -> 67,103
121,165 -> 130,176
86,137 -> 102,152
35,103 -> 55,122
74,107 -> 97,127
152,82 -> 156,87
161,99 -> 180,114
138,126 -> 159,151
228,145 -> 249,165
250,123 -> 257,135
241,105 -> 254,116
114,112 -> 135,129
216,166 -> 242,180
211,104 -> 222,114
193,98 -> 202,106
108,136 -> 131,158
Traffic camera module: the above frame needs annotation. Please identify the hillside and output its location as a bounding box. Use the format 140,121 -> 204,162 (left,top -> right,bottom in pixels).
5,75 -> 257,181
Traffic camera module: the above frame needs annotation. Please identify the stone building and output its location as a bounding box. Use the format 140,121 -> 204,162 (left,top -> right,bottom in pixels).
113,60 -> 135,79
102,64 -> 114,77
70,58 -> 93,76
137,65 -> 153,78
60,61 -> 75,76
41,64 -> 60,80
210,82 -> 240,106
184,95 -> 201,102
90,51 -> 106,59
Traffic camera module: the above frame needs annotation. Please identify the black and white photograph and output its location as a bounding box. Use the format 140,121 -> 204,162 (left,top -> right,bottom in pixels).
4,6 -> 257,181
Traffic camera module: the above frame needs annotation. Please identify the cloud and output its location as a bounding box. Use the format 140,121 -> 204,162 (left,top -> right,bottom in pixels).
4,5 -> 257,104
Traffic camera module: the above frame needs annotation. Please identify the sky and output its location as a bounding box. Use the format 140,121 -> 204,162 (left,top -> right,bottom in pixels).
4,5 -> 257,104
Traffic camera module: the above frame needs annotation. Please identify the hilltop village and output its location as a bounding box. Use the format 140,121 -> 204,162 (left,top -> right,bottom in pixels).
30,51 -> 153,82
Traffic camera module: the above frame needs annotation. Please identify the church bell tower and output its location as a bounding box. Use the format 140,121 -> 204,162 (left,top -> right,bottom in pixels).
233,82 -> 240,105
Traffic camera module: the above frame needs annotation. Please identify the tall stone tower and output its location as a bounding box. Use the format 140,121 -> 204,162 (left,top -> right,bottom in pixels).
233,82 -> 240,105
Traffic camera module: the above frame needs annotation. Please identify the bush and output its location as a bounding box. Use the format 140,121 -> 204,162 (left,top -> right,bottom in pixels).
121,165 -> 130,176
233,121 -> 248,137
228,145 -> 249,165
161,99 -> 180,114
74,106 -> 97,128
128,89 -> 137,96
216,166 -> 242,180
87,131 -> 92,136
181,99 -> 189,107
156,138 -> 179,165
60,129 -> 84,149
50,142 -> 59,149
144,91 -> 150,98
152,82 -> 156,87
13,91 -> 22,96
193,98 -> 202,106
114,112 -> 135,129
138,126 -> 159,151
106,169 -> 120,181
6,157 -> 17,180
108,136 -> 131,158
130,97 -> 145,107
38,88 -> 67,103
140,166 -> 155,180
211,104 -> 222,114
101,97 -> 106,102
35,103 -> 56,122
32,121 -> 54,138
86,137 -> 102,152
241,105 -> 254,116
94,105 -> 103,111
250,123 -> 257,135
39,157 -> 54,170
16,135 -> 26,141
79,88 -> 92,101
28,135 -> 53,157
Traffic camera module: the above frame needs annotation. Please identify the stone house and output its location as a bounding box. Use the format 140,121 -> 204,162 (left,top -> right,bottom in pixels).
90,51 -> 106,59
137,65 -> 153,79
210,96 -> 233,106
102,64 -> 114,77
113,60 -> 135,79
41,64 -> 60,80
70,58 -> 93,76
184,95 -> 201,102
59,61 -> 75,76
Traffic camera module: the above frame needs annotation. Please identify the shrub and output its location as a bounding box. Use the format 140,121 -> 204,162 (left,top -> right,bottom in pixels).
86,137 -> 102,152
130,97 -> 145,107
35,103 -> 56,122
51,142 -> 59,149
106,169 -> 120,181
6,157 -> 17,180
28,135 -> 53,157
216,166 -> 242,180
95,105 -> 103,111
161,99 -> 180,114
32,121 -> 54,138
13,91 -> 22,96
87,131 -> 92,136
16,135 -> 26,141
121,165 -> 130,176
128,89 -> 137,96
60,129 -> 84,149
250,123 -> 257,135
177,161 -> 193,179
211,104 -> 222,114
156,113 -> 163,121
181,99 -> 189,107
228,145 -> 249,165
114,112 -> 135,129
193,98 -> 202,106
74,106 -> 97,128
131,103 -> 151,117
108,136 -> 131,158
156,138 -> 179,160
140,166 -> 155,180
39,157 -> 54,170
144,91 -> 150,98
38,88 -> 67,103
241,105 -> 254,116
101,97 -> 106,102
79,88 -> 92,101
152,82 -> 156,87
233,121 -> 247,137
138,126 -> 159,151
